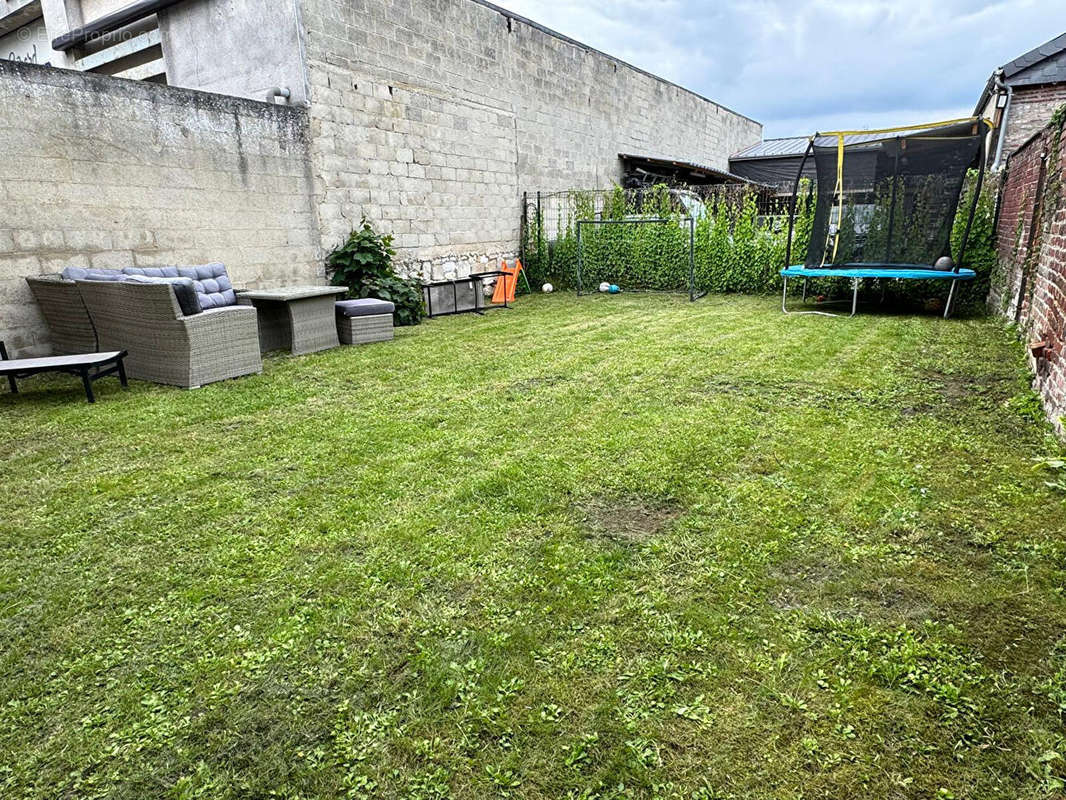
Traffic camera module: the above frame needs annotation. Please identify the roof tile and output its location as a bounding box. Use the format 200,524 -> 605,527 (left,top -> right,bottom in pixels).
1002,31 -> 1066,78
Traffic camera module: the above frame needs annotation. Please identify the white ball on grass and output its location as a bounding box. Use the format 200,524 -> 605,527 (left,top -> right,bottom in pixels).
542,283 -> 554,293
598,282 -> 611,293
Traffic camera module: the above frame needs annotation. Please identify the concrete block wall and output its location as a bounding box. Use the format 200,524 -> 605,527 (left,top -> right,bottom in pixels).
307,64 -> 520,280
2,0 -> 761,348
994,121 -> 1066,434
0,60 -> 322,355
299,0 -> 761,278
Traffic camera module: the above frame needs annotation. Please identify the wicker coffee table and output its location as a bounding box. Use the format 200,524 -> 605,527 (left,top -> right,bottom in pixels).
238,286 -> 346,355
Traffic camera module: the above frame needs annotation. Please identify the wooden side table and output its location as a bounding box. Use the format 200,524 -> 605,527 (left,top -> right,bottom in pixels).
238,286 -> 346,355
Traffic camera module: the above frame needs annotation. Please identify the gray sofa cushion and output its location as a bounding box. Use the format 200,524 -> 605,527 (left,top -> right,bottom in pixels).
124,266 -> 180,279
175,263 -> 236,310
61,266 -> 126,282
336,298 -> 396,317
125,274 -> 202,316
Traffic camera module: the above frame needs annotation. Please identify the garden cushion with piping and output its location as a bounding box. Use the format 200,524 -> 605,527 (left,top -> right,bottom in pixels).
124,274 -> 202,316
336,298 -> 396,317
124,266 -> 180,279
61,266 -> 127,282
175,264 -> 237,310
59,263 -> 236,312
124,264 -> 235,310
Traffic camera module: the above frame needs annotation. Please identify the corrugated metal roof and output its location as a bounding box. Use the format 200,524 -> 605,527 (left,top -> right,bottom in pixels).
731,127 -> 949,161
618,153 -> 754,183
730,137 -> 810,160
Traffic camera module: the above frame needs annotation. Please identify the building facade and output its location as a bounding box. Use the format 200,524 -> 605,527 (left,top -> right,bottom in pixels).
976,32 -> 1066,169
991,114 -> 1066,434
1,0 -> 761,353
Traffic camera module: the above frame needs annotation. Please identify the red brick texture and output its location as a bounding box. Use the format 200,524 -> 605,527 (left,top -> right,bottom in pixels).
995,120 -> 1066,433
1002,85 -> 1066,159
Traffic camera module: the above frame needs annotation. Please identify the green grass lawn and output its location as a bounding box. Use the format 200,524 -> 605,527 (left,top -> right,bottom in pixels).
3,293 -> 1066,799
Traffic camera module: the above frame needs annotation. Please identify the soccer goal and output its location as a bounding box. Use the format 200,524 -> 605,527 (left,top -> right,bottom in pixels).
575,217 -> 701,301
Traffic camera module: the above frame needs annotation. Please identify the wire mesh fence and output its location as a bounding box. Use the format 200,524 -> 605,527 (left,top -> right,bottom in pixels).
518,174 -> 995,313
519,184 -> 812,295
521,185 -> 788,246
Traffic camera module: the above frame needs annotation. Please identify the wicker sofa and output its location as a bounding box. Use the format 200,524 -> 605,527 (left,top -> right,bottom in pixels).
25,264 -> 261,388
76,280 -> 261,389
25,274 -> 98,354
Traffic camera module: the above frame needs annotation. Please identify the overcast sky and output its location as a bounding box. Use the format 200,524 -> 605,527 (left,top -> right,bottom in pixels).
491,0 -> 1058,139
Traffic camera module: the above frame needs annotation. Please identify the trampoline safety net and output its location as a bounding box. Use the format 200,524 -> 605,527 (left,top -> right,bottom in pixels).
801,118 -> 988,269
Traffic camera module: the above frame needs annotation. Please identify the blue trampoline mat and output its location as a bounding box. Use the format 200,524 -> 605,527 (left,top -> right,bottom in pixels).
781,265 -> 976,281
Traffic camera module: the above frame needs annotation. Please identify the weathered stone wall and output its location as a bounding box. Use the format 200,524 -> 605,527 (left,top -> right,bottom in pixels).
0,60 -> 322,355
299,0 -> 761,279
994,117 -> 1066,434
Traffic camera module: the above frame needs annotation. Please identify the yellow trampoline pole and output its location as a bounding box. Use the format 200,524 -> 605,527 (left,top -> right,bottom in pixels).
820,132 -> 846,267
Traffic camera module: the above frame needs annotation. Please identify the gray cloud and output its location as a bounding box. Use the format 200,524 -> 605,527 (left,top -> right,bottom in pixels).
493,0 -> 1056,138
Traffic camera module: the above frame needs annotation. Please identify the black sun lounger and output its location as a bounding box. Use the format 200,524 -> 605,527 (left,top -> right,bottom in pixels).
1,342 -> 128,403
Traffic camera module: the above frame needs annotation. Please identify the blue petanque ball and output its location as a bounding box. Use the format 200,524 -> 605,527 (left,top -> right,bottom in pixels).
608,284 -> 620,294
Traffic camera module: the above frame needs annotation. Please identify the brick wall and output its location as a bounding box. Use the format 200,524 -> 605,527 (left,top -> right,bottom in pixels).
994,119 -> 1066,433
299,0 -> 761,279
1003,84 -> 1066,160
0,60 -> 323,355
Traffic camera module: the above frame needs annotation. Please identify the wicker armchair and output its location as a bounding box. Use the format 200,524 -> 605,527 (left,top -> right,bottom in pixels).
76,280 -> 262,388
24,274 -> 98,354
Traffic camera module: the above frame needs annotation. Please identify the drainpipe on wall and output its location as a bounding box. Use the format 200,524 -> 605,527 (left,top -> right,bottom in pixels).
992,69 -> 1013,171
266,87 -> 292,105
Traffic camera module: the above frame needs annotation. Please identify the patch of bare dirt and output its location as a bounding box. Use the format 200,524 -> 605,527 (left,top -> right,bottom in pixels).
920,369 -> 1015,409
770,559 -> 937,624
941,596 -> 1064,674
900,369 -> 1016,417
923,369 -> 972,406
577,497 -> 683,543
506,375 -> 567,396
769,558 -> 845,611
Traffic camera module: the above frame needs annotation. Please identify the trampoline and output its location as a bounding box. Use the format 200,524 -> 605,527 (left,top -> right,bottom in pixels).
781,265 -> 976,318
781,117 -> 993,318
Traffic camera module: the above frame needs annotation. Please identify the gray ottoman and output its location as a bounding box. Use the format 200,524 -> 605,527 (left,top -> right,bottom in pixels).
335,298 -> 395,344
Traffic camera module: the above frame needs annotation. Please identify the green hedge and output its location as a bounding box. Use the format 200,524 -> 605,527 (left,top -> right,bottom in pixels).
523,174 -> 997,313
